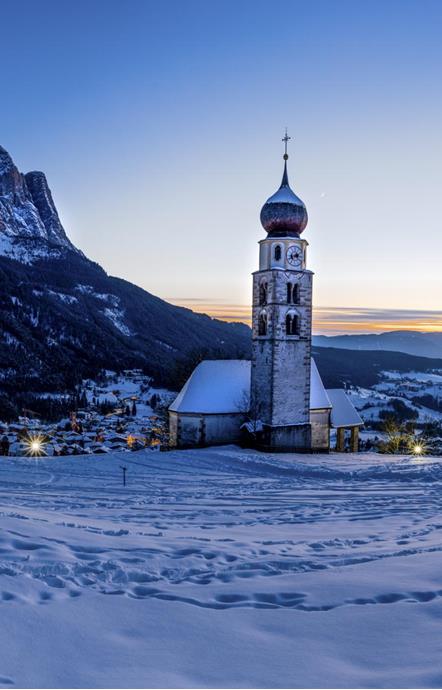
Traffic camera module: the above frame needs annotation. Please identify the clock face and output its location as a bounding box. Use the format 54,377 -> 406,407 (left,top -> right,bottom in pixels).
287,245 -> 302,266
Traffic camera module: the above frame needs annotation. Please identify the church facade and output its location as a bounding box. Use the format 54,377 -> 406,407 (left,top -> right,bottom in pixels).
169,138 -> 362,452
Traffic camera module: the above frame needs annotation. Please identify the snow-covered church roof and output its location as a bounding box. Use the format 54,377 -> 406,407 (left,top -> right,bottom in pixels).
310,359 -> 332,410
169,360 -> 251,414
327,389 -> 364,428
169,358 -> 336,415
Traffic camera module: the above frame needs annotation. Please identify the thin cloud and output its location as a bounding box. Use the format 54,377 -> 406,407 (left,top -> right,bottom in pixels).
167,298 -> 442,333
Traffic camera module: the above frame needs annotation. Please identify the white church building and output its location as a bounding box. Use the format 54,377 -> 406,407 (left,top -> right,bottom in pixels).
169,138 -> 362,453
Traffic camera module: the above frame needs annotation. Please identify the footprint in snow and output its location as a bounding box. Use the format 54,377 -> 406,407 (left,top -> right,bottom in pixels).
1,592 -> 16,602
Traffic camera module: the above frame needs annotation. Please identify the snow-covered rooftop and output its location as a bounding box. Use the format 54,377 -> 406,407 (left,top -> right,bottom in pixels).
169,360 -> 250,414
169,358 -> 333,414
327,389 -> 364,428
310,359 -> 332,410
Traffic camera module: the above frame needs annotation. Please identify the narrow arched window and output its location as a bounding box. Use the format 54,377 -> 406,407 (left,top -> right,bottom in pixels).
286,314 -> 292,335
293,283 -> 300,304
287,282 -> 293,303
259,281 -> 267,306
274,245 -> 281,261
258,312 -> 267,336
286,313 -> 299,336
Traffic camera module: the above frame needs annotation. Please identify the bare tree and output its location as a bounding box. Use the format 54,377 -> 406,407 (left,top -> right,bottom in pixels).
235,390 -> 263,440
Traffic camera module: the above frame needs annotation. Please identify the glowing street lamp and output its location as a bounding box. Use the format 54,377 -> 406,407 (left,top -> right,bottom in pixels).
409,439 -> 428,459
25,434 -> 47,457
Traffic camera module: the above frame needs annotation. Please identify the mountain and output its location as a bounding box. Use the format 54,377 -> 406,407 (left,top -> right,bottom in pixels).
313,331 -> 442,359
0,146 -> 80,262
313,346 -> 442,389
0,145 -> 251,394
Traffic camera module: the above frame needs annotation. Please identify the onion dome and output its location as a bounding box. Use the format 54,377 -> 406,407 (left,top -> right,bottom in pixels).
260,150 -> 308,238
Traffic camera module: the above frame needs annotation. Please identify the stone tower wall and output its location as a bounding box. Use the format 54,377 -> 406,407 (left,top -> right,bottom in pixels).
250,238 -> 313,450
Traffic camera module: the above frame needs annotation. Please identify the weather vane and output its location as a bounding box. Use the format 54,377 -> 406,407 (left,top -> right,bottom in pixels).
282,128 -> 291,160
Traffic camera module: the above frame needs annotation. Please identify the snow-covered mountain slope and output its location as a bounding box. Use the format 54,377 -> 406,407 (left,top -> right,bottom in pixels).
314,347 -> 442,430
0,146 -> 80,262
313,346 -> 442,389
0,145 -> 251,392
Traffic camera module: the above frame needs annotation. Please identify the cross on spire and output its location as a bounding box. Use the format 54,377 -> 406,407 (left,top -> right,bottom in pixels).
282,128 -> 291,159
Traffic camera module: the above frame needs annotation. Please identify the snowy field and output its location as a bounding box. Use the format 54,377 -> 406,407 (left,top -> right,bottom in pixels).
346,368 -> 442,426
0,447 -> 442,688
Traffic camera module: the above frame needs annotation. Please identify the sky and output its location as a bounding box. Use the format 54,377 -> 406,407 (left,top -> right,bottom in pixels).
0,0 -> 441,334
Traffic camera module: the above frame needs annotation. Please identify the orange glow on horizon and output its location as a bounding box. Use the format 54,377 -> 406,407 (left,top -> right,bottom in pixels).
167,298 -> 442,335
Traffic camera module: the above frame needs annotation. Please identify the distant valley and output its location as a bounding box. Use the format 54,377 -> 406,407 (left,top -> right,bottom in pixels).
313,331 -> 442,359
313,347 -> 442,441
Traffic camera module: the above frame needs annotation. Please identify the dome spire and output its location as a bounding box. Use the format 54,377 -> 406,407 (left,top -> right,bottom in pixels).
281,128 -> 290,187
282,127 -> 290,158
259,129 -> 308,237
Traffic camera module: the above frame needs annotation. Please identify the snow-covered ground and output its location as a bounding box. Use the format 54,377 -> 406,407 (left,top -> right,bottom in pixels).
1,446 -> 442,688
346,368 -> 442,427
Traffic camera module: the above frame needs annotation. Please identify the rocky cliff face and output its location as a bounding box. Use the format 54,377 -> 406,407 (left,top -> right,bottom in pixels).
0,145 -> 251,394
0,146 -> 79,262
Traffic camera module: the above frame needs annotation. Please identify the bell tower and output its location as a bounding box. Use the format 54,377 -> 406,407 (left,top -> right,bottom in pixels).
250,132 -> 313,451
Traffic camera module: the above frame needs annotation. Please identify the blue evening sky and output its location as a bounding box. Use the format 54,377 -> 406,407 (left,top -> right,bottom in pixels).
1,0 -> 441,332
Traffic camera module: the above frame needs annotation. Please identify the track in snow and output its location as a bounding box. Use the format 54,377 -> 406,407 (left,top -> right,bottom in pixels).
0,447 -> 441,613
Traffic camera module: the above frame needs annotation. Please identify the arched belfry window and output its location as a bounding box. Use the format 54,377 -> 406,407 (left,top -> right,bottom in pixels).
287,282 -> 293,303
287,282 -> 300,304
286,311 -> 299,336
274,245 -> 282,261
258,311 -> 267,336
259,281 -> 268,306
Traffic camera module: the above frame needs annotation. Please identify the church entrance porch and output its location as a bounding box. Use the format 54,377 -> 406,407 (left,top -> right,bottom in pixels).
335,426 -> 360,453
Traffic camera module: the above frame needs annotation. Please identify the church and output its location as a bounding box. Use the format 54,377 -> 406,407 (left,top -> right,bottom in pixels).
169,137 -> 362,453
